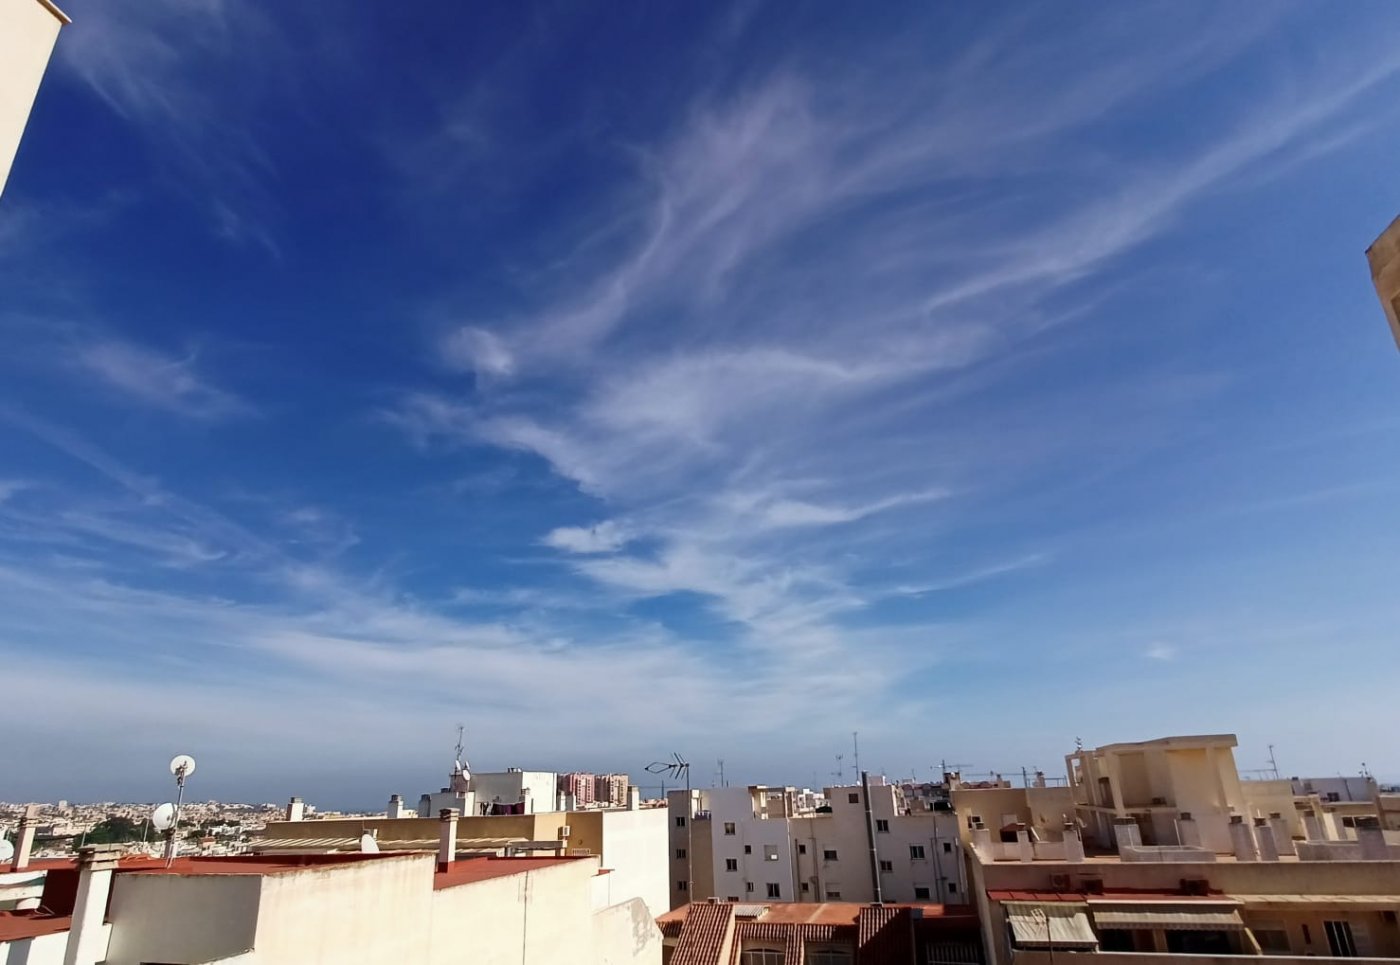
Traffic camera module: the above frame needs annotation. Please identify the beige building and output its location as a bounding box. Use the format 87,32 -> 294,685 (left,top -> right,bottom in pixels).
0,847 -> 662,964
253,795 -> 670,920
1368,215 -> 1400,351
0,0 -> 68,198
956,734 -> 1400,965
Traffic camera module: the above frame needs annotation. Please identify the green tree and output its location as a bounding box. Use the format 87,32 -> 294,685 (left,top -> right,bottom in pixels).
81,816 -> 149,846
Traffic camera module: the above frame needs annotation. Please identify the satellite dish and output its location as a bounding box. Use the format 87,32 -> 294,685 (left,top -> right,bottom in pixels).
358,832 -> 379,854
0,839 -> 13,862
151,803 -> 177,832
169,755 -> 197,778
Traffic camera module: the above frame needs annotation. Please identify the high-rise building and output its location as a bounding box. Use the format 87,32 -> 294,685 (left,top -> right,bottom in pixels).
596,773 -> 630,807
1367,215 -> 1400,351
0,0 -> 69,199
559,772 -> 596,807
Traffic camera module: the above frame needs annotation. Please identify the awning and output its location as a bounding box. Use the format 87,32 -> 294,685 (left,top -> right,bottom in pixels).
1092,909 -> 1245,931
1006,903 -> 1098,949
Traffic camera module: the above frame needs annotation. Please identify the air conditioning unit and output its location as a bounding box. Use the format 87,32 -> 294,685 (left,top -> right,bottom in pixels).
1050,874 -> 1072,891
559,825 -> 571,838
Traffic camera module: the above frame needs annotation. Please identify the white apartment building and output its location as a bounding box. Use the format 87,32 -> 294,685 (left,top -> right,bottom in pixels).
668,778 -> 966,910
0,0 -> 67,198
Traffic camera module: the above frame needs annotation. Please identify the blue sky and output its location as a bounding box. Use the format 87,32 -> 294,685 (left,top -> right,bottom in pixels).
3,0 -> 1400,806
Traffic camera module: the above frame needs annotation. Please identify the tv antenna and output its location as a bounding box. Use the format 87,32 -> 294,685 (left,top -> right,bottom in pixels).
161,754 -> 196,866
646,753 -> 691,898
834,753 -> 844,784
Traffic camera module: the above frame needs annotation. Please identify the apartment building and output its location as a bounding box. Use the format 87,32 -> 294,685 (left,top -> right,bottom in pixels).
0,846 -> 662,964
1368,214 -> 1400,351
668,778 -> 966,910
597,773 -> 631,808
561,772 -> 597,808
955,733 -> 1400,965
0,0 -> 68,198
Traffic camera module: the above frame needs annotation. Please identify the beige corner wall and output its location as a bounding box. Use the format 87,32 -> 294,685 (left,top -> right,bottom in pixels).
0,0 -> 66,198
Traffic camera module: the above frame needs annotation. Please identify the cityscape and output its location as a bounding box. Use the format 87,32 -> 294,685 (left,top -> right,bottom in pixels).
6,1 -> 1400,964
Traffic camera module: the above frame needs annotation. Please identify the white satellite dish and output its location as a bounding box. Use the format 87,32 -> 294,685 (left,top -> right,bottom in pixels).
0,839 -> 13,863
358,832 -> 380,854
151,803 -> 177,832
169,755 -> 197,778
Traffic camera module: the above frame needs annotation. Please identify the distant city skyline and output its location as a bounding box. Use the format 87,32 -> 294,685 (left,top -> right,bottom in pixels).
4,1 -> 1400,802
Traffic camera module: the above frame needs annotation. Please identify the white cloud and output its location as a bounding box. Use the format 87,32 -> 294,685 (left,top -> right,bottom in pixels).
75,337 -> 249,419
1145,643 -> 1177,662
543,521 -> 630,554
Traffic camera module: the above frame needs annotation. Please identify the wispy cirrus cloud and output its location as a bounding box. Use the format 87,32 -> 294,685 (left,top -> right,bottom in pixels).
74,337 -> 251,419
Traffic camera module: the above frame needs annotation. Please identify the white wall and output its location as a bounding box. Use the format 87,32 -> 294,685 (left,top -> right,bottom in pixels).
592,897 -> 665,965
471,771 -> 558,814
598,808 -> 669,918
0,0 -> 65,197
0,929 -> 66,965
429,858 -> 595,965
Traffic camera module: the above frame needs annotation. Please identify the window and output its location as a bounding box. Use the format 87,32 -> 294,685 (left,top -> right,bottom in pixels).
742,949 -> 784,965
764,845 -> 779,861
676,848 -> 687,859
823,849 -> 838,861
767,882 -> 781,898
942,842 -> 953,853
677,880 -> 688,891
807,946 -> 854,965
1325,920 -> 1358,958
876,819 -> 890,833
725,821 -> 736,835
744,845 -> 752,854
826,889 -> 842,899
879,860 -> 894,872
798,843 -> 807,854
1301,924 -> 1312,945
675,816 -> 686,828
726,858 -> 738,872
746,882 -> 754,893
728,895 -> 740,901
914,886 -> 931,900
1253,923 -> 1291,955
801,882 -> 810,893
909,845 -> 926,859
947,882 -> 957,894
848,793 -> 860,804
1326,792 -> 1342,803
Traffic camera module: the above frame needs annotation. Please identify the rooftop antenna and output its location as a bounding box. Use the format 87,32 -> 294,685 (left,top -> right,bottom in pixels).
1267,744 -> 1280,781
646,753 -> 691,898
717,759 -> 727,788
834,754 -> 844,785
852,732 -> 861,782
159,753 -> 196,867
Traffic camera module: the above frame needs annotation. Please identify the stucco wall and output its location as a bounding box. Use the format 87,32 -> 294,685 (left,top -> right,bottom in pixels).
252,854 -> 433,964
0,929 -> 67,965
592,896 -> 664,965
0,0 -> 64,198
598,808 -> 669,917
106,872 -> 261,965
429,857 -> 595,965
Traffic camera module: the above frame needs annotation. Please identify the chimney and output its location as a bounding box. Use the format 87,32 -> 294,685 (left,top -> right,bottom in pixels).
387,794 -> 405,819
1176,812 -> 1202,849
1113,818 -> 1141,854
10,804 -> 38,872
438,808 -> 460,870
1269,812 -> 1295,857
1297,804 -> 1326,842
1228,815 -> 1258,861
286,797 -> 305,822
1357,817 -> 1388,860
1062,821 -> 1085,863
1254,817 -> 1279,861
63,845 -> 120,965
627,785 -> 640,811
971,822 -> 993,858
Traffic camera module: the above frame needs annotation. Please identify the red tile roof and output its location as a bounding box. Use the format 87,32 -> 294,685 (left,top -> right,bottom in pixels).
0,911 -> 71,943
858,905 -> 913,964
433,855 -> 589,890
670,900 -> 735,965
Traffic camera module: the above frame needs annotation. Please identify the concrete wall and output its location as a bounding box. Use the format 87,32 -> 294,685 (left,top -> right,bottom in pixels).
596,808 -> 669,917
0,0 -> 65,198
106,872 -> 262,965
253,855 -> 432,964
429,857 -> 594,965
0,929 -> 66,965
592,896 -> 665,965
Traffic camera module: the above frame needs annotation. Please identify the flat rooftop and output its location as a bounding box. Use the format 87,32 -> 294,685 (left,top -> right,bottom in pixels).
0,910 -> 71,942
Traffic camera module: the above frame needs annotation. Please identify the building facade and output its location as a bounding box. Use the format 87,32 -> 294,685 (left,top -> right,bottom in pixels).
0,0 -> 67,199
561,772 -> 597,808
668,779 -> 966,910
1368,214 -> 1400,351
